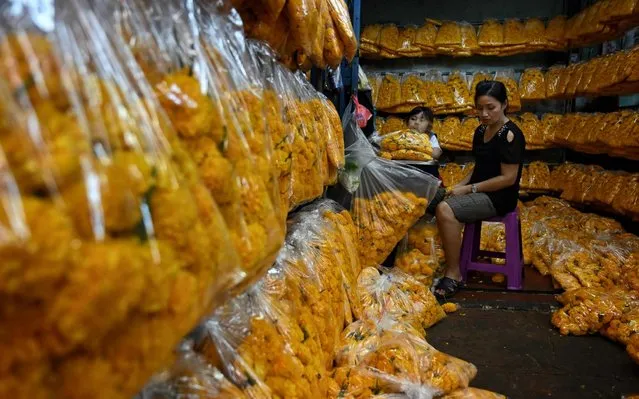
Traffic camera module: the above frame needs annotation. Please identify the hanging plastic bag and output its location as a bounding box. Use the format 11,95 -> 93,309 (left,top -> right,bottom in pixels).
477,20 -> 504,49
361,24 -> 382,58
327,0 -> 357,61
377,74 -> 403,110
246,40 -> 294,222
545,16 -> 568,50
415,21 -> 439,55
503,19 -> 527,49
494,69 -> 521,112
524,18 -> 548,50
339,107 -> 440,267
397,26 -> 422,57
427,70 -> 455,113
111,0 -> 284,287
520,68 -> 547,101
435,21 -> 463,48
0,1 -> 243,398
459,22 -> 480,55
323,6 -> 346,67
468,71 -> 494,107
298,199 -> 364,321
448,71 -> 473,111
401,73 -> 429,105
379,24 -> 401,59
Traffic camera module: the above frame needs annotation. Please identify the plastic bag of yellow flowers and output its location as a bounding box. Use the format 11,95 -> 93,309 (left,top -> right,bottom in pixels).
107,0 -> 284,288
245,40 -> 294,223
196,281 -> 334,399
396,217 -> 445,285
138,344 -> 253,399
0,3 -> 243,398
294,198 -> 365,323
357,266 -> 446,334
339,110 -> 440,268
369,128 -> 434,162
335,315 -> 478,397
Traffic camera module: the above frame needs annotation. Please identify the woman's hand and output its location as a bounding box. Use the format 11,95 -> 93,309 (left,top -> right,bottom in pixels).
447,185 -> 471,197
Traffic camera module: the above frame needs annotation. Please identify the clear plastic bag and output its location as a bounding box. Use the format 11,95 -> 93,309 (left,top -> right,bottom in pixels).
379,24 -> 401,58
503,19 -> 527,46
197,284 -> 328,399
339,110 -> 440,267
545,16 -> 568,50
303,199 -> 364,321
545,65 -> 566,98
459,22 -> 480,54
394,217 -> 444,287
401,73 -> 429,105
477,19 -> 504,48
519,113 -> 544,149
397,26 -> 423,58
427,70 -> 456,112
469,71 -> 494,100
441,388 -> 507,399
380,116 -> 408,135
361,24 -> 382,58
0,2 -> 242,398
335,315 -> 477,396
520,68 -> 547,101
523,18 -> 548,49
327,0 -> 358,61
357,266 -> 445,333
247,41 -> 294,222
552,287 -> 634,336
377,74 -> 404,110
448,71 -> 473,111
374,129 -> 434,157
138,346 -> 249,398
113,0 -> 284,285
494,69 -> 521,111
278,69 -> 324,207
435,21 -> 462,47
415,21 -> 439,55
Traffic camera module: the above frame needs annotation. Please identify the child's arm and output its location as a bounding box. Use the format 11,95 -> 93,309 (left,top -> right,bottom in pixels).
430,133 -> 442,160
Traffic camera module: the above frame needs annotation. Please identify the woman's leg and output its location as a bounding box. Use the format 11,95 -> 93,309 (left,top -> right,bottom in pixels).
435,201 -> 463,281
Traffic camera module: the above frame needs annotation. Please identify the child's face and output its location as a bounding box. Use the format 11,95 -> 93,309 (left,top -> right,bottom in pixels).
408,112 -> 431,133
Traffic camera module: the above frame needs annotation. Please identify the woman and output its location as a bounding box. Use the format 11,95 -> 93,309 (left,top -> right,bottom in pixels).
430,80 -> 526,301
406,106 -> 443,160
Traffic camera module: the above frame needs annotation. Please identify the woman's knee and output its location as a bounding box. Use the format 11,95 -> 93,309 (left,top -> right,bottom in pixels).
435,201 -> 456,222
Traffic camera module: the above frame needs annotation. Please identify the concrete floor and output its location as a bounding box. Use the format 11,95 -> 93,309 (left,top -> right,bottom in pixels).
427,267 -> 639,399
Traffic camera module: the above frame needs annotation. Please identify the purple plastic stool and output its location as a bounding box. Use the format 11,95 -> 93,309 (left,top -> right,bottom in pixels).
459,209 -> 523,290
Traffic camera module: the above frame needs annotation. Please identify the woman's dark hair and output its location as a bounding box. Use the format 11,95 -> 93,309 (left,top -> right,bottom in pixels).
406,106 -> 434,122
474,80 -> 508,104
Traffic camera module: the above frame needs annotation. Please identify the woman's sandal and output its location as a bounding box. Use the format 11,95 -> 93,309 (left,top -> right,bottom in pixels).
434,277 -> 462,303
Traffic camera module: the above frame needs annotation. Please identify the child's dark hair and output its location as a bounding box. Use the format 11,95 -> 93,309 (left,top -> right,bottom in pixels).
474,80 -> 508,104
406,106 -> 434,122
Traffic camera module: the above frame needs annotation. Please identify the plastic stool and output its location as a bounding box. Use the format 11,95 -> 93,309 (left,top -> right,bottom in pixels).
459,209 -> 523,290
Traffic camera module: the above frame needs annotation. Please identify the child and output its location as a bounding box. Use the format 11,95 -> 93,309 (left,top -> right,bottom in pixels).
406,106 -> 442,160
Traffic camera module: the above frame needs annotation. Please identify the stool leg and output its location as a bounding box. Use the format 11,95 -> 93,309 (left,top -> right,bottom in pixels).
471,221 -> 482,263
505,214 -> 523,290
459,223 -> 475,284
